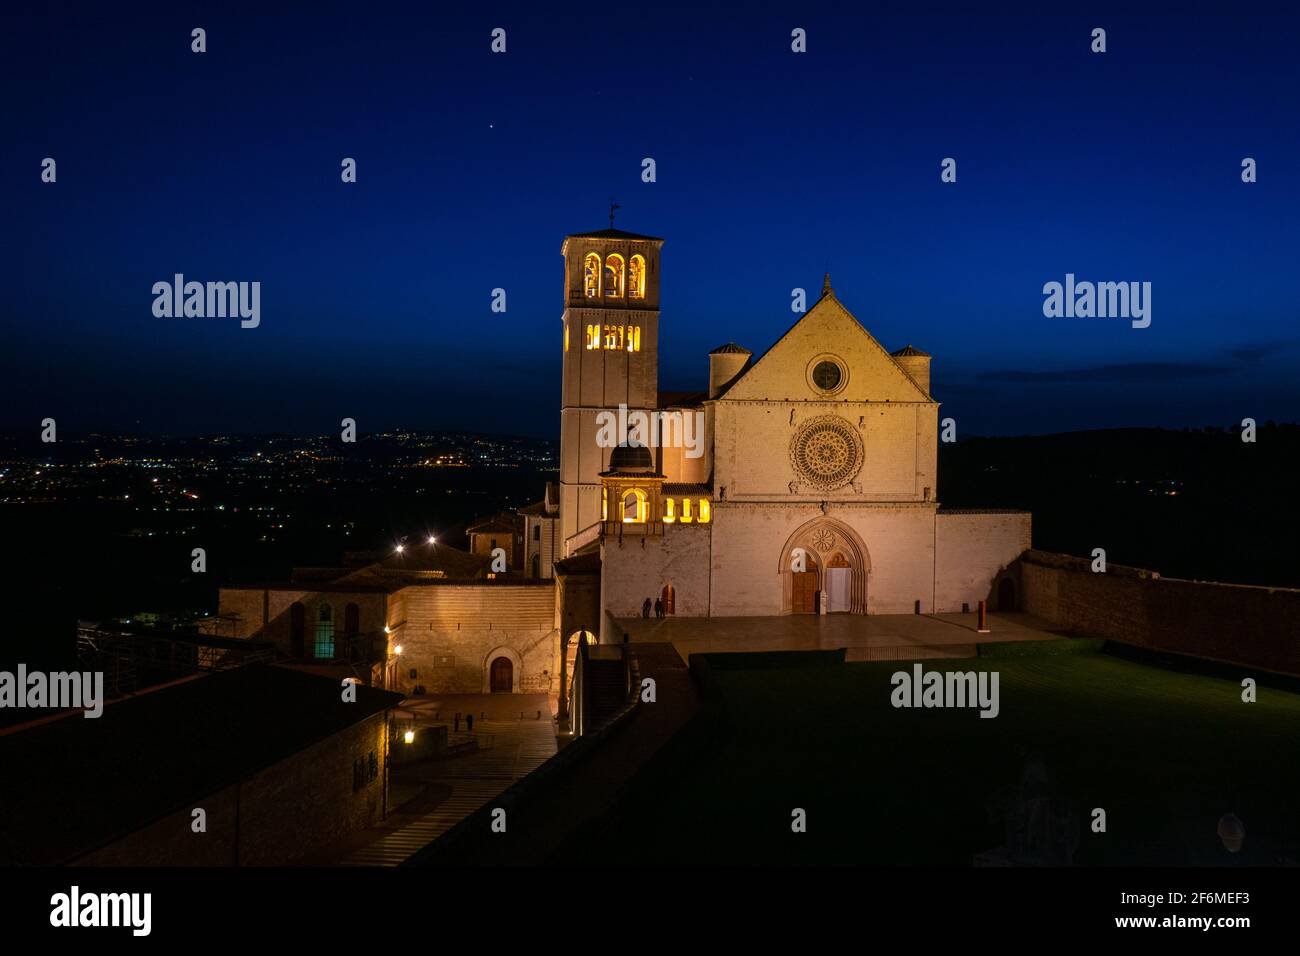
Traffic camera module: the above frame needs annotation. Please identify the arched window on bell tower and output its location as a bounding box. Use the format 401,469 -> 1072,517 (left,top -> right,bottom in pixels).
604,254 -> 625,298
584,253 -> 601,298
629,254 -> 646,299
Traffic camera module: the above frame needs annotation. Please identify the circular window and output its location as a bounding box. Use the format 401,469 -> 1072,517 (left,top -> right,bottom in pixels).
805,354 -> 848,395
812,360 -> 842,391
790,416 -> 863,491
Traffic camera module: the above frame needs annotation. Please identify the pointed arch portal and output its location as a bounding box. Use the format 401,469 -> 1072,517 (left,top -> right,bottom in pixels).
777,516 -> 871,614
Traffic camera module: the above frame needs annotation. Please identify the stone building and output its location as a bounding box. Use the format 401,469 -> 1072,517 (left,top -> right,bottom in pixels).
213,225 -> 1032,704
520,482 -> 561,579
557,227 -> 1031,631
0,665 -> 403,866
215,539 -> 556,697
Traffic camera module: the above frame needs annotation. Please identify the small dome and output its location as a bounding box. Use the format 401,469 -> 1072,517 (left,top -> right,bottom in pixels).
891,344 -> 930,357
710,342 -> 751,355
607,442 -> 653,472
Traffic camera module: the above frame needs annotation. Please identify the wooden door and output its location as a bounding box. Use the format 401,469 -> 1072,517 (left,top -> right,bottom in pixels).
490,656 -> 513,693
792,571 -> 819,613
661,584 -> 675,616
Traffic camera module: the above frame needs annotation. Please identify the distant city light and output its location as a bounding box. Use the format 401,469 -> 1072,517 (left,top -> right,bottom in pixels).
395,544 -> 404,553
428,535 -> 437,544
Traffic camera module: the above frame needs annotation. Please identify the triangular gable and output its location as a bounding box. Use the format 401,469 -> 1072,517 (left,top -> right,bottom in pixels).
718,294 -> 932,402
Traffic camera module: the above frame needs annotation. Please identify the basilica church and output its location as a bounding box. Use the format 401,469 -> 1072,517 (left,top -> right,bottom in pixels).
216,225 -> 1030,704
555,226 -> 1030,631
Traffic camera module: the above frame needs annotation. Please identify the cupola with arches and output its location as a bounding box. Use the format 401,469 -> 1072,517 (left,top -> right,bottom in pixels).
599,439 -> 664,539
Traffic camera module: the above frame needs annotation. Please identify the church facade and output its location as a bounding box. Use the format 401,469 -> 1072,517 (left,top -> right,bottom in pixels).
558,227 -> 1031,631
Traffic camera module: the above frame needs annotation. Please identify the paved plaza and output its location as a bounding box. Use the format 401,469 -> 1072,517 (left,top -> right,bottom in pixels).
615,611 -> 1067,662
329,693 -> 555,866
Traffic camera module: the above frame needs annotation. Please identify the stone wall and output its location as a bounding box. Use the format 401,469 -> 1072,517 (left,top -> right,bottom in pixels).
393,584 -> 555,695
934,510 -> 1032,612
74,711 -> 390,866
1020,549 -> 1300,674
215,586 -> 390,654
601,525 -> 712,621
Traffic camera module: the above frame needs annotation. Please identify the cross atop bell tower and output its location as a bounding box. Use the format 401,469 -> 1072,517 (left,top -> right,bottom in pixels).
557,224 -> 665,551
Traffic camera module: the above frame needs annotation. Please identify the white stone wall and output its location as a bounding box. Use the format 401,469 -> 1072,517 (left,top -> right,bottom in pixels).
933,512 -> 1032,612
600,526 -> 712,622
707,502 -> 938,615
712,402 -> 936,503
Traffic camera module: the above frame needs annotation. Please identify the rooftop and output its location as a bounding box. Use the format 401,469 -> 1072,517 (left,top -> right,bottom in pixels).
0,664 -> 403,865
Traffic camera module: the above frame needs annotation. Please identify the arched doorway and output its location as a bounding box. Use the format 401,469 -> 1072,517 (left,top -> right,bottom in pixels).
997,577 -> 1017,612
824,552 -> 852,613
489,656 -> 514,693
661,584 -> 675,616
778,517 -> 871,614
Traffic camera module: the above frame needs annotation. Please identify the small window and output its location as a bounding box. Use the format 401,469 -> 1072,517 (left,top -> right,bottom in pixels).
663,497 -> 676,523
699,499 -> 711,523
584,253 -> 601,298
533,524 -> 540,541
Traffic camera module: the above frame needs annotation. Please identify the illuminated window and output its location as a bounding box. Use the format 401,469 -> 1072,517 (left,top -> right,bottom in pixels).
583,324 -> 641,351
629,255 -> 646,299
663,497 -> 675,523
680,497 -> 693,523
584,253 -> 601,298
315,603 -> 335,659
564,322 -> 569,351
699,499 -> 711,523
604,254 -> 625,297
602,486 -> 608,521
621,488 -> 647,523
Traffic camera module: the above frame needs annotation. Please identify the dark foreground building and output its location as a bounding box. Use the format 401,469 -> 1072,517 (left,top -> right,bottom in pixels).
0,664 -> 403,866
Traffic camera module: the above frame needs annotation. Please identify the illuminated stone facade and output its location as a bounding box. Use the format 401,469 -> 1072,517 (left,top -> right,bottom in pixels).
557,230 -> 1032,628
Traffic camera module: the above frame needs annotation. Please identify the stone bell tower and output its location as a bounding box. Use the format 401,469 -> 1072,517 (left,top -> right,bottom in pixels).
558,224 -> 664,552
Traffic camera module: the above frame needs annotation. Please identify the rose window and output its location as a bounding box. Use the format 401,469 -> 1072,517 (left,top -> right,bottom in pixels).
790,416 -> 863,491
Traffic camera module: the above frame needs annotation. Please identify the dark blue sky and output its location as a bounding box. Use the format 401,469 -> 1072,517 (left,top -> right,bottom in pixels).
4,2 -> 1298,438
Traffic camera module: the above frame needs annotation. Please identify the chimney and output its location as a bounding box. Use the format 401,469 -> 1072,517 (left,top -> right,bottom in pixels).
708,343 -> 751,398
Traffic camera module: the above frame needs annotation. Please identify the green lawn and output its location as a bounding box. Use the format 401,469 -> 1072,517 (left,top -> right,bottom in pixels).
555,644 -> 1300,865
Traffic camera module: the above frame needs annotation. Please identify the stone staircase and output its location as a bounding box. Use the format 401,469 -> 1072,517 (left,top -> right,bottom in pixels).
583,658 -> 628,732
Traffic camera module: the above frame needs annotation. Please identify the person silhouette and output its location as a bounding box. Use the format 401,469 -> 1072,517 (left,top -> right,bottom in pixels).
642,597 -> 652,618
654,597 -> 663,619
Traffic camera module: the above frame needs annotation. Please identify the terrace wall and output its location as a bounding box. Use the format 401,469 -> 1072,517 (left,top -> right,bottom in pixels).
1020,549 -> 1300,674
